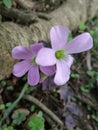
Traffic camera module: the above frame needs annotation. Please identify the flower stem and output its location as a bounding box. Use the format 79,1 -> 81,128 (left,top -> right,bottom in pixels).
0,83 -> 28,129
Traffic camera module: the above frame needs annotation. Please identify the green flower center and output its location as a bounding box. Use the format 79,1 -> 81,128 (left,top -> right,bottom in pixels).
55,50 -> 65,60
32,56 -> 36,64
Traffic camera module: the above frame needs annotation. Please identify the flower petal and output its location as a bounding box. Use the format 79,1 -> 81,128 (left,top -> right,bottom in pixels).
13,60 -> 31,77
42,76 -> 58,90
30,43 -> 44,56
40,65 -> 56,76
12,46 -> 32,59
36,48 -> 56,66
28,65 -> 40,86
65,55 -> 74,67
66,33 -> 93,54
54,60 -> 70,85
50,25 -> 69,50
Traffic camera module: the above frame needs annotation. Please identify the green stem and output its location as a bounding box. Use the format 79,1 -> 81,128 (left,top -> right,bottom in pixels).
0,83 -> 28,129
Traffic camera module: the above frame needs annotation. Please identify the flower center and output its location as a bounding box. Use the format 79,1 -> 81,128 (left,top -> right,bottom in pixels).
55,50 -> 65,60
32,56 -> 36,64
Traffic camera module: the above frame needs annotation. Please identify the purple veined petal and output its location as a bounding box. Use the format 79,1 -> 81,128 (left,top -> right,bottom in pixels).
30,43 -> 44,56
12,60 -> 32,77
28,65 -> 40,86
60,85 -> 73,103
50,25 -> 69,50
36,48 -> 57,66
65,114 -> 77,129
42,78 -> 49,90
42,75 -> 58,90
40,65 -> 56,76
64,55 -> 74,68
67,103 -> 82,116
54,60 -> 70,86
12,46 -> 32,59
66,33 -> 93,54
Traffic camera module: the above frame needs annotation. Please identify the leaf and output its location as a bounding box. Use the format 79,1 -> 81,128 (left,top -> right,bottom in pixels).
86,70 -> 94,77
12,110 -> 27,125
30,105 -> 35,112
28,116 -> 44,130
3,0 -> 12,8
68,31 -> 73,41
91,115 -> 98,122
4,126 -> 14,130
71,73 -> 79,78
78,22 -> 86,31
80,86 -> 89,93
38,111 -> 43,117
92,28 -> 98,44
42,75 -> 58,90
0,104 -> 5,110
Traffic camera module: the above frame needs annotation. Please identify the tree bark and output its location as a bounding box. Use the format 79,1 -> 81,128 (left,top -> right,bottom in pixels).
0,0 -> 98,80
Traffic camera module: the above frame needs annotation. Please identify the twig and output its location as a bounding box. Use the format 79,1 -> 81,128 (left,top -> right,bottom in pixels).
44,114 -> 57,128
75,93 -> 98,111
44,114 -> 66,130
0,83 -> 28,129
86,51 -> 92,70
22,94 -> 64,127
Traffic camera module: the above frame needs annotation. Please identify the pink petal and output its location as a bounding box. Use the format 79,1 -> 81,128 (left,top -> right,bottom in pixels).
54,60 -> 70,86
65,55 -> 74,67
40,65 -> 56,76
36,48 -> 56,66
50,25 -> 69,50
66,33 -> 93,54
30,43 -> 44,56
12,60 -> 32,77
12,46 -> 32,59
28,65 -> 40,86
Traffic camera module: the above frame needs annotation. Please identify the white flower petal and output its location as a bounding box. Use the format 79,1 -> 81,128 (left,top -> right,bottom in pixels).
36,48 -> 57,66
54,60 -> 70,86
66,33 -> 93,54
50,25 -> 69,50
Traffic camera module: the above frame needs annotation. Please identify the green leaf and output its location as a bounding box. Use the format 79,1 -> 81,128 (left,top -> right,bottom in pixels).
4,126 -> 14,130
30,105 -> 35,112
80,86 -> 89,93
12,110 -> 26,125
86,70 -> 94,77
28,116 -> 44,130
78,22 -> 86,31
71,96 -> 77,102
91,115 -> 98,122
68,31 -> 73,41
5,102 -> 12,108
38,111 -> 43,117
0,80 -> 6,86
6,86 -> 13,91
71,73 -> 79,78
3,0 -> 12,8
62,112 -> 66,117
26,85 -> 34,94
0,104 -> 5,110
92,28 -> 98,44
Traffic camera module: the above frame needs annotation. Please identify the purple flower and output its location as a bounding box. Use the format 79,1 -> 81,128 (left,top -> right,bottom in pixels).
36,25 -> 93,85
12,43 -> 55,86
